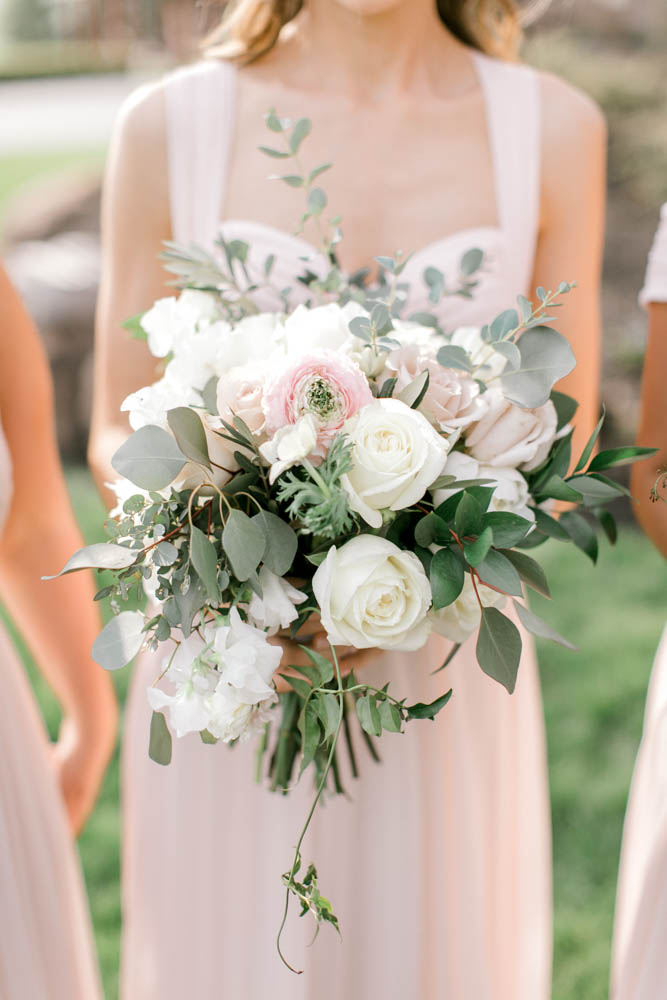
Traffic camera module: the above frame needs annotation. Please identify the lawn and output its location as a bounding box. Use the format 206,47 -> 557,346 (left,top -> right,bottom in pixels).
5,468 -> 663,999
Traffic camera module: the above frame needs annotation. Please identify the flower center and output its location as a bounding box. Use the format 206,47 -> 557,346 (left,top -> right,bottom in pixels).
301,376 -> 343,422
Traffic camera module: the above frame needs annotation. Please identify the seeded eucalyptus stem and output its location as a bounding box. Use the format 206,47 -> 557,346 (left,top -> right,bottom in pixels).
276,642 -> 345,974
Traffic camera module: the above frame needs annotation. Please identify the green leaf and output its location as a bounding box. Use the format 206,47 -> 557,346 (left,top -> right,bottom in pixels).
173,577 -> 207,636
307,187 -> 327,216
436,344 -> 473,372
122,311 -> 147,341
167,407 -> 211,469
475,549 -> 523,596
43,542 -> 137,579
476,607 -> 522,693
430,547 -> 465,610
379,698 -> 403,733
513,601 -> 576,650
309,163 -> 332,184
148,711 -> 172,766
454,492 -> 484,539
396,369 -> 430,409
92,610 -> 145,671
501,326 -> 576,408
265,109 -> 287,132
189,526 -> 221,603
222,509 -> 266,581
566,474 -> 623,504
588,446 -> 658,472
290,117 -> 311,153
200,728 -> 218,744
282,674 -> 312,700
356,695 -> 382,737
598,509 -> 618,544
532,507 -> 570,542
493,340 -> 520,371
153,540 -> 179,567
559,510 -> 598,563
405,689 -> 452,720
378,377 -> 397,398
414,513 -> 450,548
298,703 -> 322,777
538,475 -> 584,503
299,646 -> 334,685
258,145 -> 290,158
251,509 -> 297,576
501,549 -> 551,598
314,692 -> 341,742
574,408 -> 606,473
464,526 -> 494,567
482,511 -> 533,548
111,425 -> 186,491
517,294 -> 532,322
489,309 -> 518,342
279,174 -> 304,187
550,390 -> 579,431
460,247 -> 484,276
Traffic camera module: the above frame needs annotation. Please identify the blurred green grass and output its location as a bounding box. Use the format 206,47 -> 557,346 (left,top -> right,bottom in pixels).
5,468 -> 663,999
0,149 -> 105,230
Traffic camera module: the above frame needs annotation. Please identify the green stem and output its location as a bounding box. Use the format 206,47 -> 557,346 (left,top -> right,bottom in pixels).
276,643 -> 345,974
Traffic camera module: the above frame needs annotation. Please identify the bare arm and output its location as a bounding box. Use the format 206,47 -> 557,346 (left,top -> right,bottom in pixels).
630,302 -> 667,557
88,82 -> 173,507
0,265 -> 117,834
532,73 -> 607,461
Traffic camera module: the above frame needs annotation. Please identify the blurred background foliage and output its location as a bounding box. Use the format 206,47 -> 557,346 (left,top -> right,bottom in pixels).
0,1 -> 666,997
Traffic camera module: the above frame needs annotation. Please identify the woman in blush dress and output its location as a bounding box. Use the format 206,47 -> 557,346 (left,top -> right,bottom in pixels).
611,205 -> 667,1000
0,264 -> 117,998
89,2 -> 606,997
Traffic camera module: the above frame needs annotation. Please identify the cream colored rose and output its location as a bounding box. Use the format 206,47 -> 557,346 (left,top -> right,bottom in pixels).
432,451 -> 535,523
313,535 -> 432,651
465,392 -> 558,471
341,398 -> 450,529
216,362 -> 268,438
429,573 -> 505,644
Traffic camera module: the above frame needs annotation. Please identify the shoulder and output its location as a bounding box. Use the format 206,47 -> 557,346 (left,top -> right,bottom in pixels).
111,77 -> 167,155
535,69 -> 607,159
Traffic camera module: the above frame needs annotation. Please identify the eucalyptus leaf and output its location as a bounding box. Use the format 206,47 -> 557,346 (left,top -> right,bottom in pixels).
148,711 -> 172,766
290,117 -> 311,153
588,446 -> 658,472
167,407 -> 211,469
567,475 -> 623,504
43,542 -> 137,579
489,309 -> 518,342
396,369 -> 430,409
307,187 -> 327,216
501,326 -> 576,409
111,425 -> 186,491
92,611 -> 145,671
464,526 -> 494,567
174,577 -> 207,636
454,492 -> 484,539
222,509 -> 266,581
482,511 -> 533,548
251,509 -> 298,576
573,408 -> 605,473
153,541 -> 179,567
550,390 -> 579,431
501,549 -> 551,598
460,247 -> 484,276
436,344 -> 473,372
513,601 -> 576,650
475,549 -> 523,596
559,510 -> 598,563
201,376 -> 219,415
190,526 -> 221,603
430,548 -> 465,610
476,607 -> 522,694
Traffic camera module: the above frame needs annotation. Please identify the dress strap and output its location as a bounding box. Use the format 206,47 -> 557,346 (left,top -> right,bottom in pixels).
472,52 -> 542,294
163,59 -> 237,247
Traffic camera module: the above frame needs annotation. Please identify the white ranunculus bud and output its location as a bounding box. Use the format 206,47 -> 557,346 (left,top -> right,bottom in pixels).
313,535 -> 432,652
259,413 -> 318,483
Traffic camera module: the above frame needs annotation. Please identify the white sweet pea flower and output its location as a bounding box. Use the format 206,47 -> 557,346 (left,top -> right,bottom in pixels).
140,294 -> 205,358
259,413 -> 318,484
147,633 -> 219,738
247,567 -> 307,635
432,450 -> 535,523
429,574 -> 505,644
341,398 -> 450,529
313,535 -> 432,652
465,391 -> 558,471
121,374 -> 198,431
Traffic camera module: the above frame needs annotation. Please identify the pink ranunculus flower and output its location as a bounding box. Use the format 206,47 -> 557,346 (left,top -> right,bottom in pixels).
388,344 -> 488,438
216,363 -> 268,439
262,349 -> 373,456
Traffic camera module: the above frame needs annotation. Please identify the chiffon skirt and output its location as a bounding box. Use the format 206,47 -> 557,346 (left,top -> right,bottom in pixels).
121,622 -> 551,1000
612,626 -> 667,999
0,626 -> 102,1000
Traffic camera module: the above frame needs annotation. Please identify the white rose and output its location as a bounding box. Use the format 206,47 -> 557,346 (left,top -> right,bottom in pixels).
450,326 -> 507,379
259,413 -> 318,484
341,398 -> 450,529
432,451 -> 535,523
429,573 -> 505,644
313,535 -> 432,651
247,567 -> 307,635
465,392 -> 558,471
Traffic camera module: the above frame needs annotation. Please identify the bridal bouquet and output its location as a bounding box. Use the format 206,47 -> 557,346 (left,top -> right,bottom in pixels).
50,111 -> 652,967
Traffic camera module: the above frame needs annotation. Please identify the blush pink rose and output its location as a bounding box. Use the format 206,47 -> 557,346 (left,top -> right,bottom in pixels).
465,391 -> 558,471
216,363 -> 267,439
388,344 -> 487,436
262,349 -> 372,456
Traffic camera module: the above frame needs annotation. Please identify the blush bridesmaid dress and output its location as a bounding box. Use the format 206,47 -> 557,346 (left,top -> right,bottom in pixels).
611,204 -> 667,1000
120,51 -> 552,1000
0,422 -> 103,999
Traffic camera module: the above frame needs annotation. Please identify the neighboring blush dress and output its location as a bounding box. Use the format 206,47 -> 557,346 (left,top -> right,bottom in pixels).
611,204 -> 667,1000
0,421 -> 102,999
121,51 -> 552,1000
